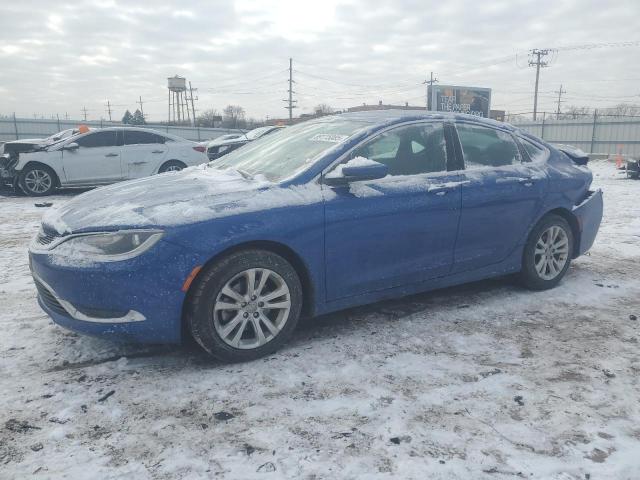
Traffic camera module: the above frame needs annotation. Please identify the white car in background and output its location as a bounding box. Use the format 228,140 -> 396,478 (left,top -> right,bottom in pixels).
0,127 -> 208,196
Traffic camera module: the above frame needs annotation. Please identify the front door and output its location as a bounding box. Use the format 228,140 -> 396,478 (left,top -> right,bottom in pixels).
62,130 -> 123,184
323,122 -> 463,301
451,122 -> 549,273
120,129 -> 168,179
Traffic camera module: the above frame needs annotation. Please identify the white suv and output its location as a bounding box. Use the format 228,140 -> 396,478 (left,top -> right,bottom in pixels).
0,127 -> 208,196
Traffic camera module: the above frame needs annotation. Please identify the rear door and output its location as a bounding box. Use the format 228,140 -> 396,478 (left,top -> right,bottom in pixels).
121,130 -> 168,178
451,122 -> 548,273
323,121 -> 464,300
61,130 -> 123,184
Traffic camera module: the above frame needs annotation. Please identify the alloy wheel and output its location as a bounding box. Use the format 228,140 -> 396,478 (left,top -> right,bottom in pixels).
213,268 -> 291,349
165,165 -> 183,172
24,169 -> 52,194
534,225 -> 569,280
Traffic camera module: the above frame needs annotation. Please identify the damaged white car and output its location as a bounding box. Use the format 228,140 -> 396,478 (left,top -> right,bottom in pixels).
0,127 -> 208,196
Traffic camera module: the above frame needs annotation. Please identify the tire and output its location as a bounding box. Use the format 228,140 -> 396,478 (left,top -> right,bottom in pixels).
19,164 -> 57,196
158,160 -> 187,173
519,214 -> 574,290
185,249 -> 303,362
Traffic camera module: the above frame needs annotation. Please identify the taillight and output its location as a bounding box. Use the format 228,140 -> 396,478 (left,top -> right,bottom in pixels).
193,145 -> 206,153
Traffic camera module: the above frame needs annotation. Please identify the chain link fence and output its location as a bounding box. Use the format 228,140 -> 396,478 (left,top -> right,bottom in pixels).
0,116 -> 241,143
509,113 -> 640,157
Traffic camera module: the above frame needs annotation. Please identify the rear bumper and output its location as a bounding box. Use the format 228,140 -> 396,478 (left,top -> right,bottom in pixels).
572,189 -> 603,256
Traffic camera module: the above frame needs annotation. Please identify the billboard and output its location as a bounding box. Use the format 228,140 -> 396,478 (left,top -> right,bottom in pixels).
429,85 -> 491,118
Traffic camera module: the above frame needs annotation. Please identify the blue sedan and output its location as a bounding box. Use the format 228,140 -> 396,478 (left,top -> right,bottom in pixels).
29,111 -> 603,362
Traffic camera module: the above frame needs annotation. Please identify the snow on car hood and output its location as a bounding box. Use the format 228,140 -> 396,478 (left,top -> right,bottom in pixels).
41,165 -> 315,234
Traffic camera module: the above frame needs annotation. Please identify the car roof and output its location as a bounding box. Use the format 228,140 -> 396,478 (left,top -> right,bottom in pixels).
335,109 -> 517,132
77,126 -> 189,141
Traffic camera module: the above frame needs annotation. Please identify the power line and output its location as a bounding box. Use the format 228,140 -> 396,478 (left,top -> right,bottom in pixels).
554,84 -> 566,119
137,96 -> 145,119
423,71 -> 438,110
188,81 -> 197,126
282,58 -> 297,124
529,49 -> 550,121
105,99 -> 112,122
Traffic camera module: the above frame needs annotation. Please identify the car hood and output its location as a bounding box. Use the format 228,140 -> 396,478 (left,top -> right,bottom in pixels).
42,165 -> 276,234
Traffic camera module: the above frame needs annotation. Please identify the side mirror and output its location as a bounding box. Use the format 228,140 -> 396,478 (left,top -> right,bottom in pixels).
325,158 -> 388,184
63,142 -> 79,151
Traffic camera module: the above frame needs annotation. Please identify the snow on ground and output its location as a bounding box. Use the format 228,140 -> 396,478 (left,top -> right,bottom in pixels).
1,161 -> 639,479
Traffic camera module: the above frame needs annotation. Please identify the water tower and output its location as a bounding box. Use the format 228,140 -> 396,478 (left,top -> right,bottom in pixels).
168,75 -> 190,125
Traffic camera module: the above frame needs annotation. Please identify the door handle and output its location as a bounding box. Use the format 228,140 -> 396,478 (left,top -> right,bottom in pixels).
428,184 -> 453,195
518,177 -> 535,186
151,150 -> 165,154
131,161 -> 147,165
104,153 -> 118,157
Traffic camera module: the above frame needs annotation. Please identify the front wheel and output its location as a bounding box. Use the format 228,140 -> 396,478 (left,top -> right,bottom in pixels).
185,250 -> 303,362
19,165 -> 57,196
519,214 -> 574,290
158,160 -> 187,173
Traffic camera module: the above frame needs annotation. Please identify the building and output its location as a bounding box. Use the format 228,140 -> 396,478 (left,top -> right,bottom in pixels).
347,101 -> 426,113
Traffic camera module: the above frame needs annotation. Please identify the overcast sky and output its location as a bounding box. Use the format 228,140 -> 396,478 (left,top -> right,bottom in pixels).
1,0 -> 640,122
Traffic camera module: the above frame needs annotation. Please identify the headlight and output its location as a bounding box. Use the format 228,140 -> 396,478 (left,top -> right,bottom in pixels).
52,230 -> 163,262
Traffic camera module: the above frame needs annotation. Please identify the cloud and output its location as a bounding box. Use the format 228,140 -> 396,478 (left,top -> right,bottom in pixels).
0,0 -> 639,121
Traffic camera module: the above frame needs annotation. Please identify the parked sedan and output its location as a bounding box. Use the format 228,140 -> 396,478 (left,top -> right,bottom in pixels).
0,127 -> 207,195
205,125 -> 284,161
29,111 -> 603,362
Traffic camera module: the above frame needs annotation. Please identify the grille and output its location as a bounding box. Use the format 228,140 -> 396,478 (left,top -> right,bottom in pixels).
36,230 -> 60,247
34,279 -> 68,316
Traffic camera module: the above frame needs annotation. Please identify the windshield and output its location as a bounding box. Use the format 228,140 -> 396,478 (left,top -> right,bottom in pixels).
214,117 -> 370,182
45,129 -> 73,142
245,126 -> 273,140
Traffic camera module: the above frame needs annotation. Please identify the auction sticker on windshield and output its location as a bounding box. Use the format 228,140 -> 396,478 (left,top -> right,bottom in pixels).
309,134 -> 349,143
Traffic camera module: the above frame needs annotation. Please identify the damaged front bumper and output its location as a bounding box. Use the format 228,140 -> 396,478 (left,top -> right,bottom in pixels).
0,153 -> 19,188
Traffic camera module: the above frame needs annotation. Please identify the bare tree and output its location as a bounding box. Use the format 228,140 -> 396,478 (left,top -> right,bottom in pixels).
222,105 -> 246,129
314,103 -> 334,115
600,103 -> 640,117
197,108 -> 221,127
560,105 -> 592,119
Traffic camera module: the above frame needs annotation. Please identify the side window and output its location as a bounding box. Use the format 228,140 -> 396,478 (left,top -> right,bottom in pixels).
521,139 -> 548,163
456,123 -> 520,168
75,131 -> 118,148
124,130 -> 164,145
351,123 -> 447,176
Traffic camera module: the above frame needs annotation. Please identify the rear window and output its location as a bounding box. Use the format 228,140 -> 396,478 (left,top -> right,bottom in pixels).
521,139 -> 548,163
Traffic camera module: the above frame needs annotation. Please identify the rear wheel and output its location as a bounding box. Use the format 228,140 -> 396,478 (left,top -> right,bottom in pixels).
19,164 -> 57,196
519,214 -> 574,290
185,250 -> 303,362
159,160 -> 186,173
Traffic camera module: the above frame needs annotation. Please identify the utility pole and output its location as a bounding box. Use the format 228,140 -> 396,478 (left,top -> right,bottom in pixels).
283,57 -> 297,124
188,81 -> 198,127
81,106 -> 88,121
137,96 -> 145,120
105,99 -> 112,122
554,84 -> 566,119
423,71 -> 438,110
529,49 -> 550,121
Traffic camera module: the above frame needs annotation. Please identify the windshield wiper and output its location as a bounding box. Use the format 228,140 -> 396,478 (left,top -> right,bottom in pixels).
236,169 -> 254,180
